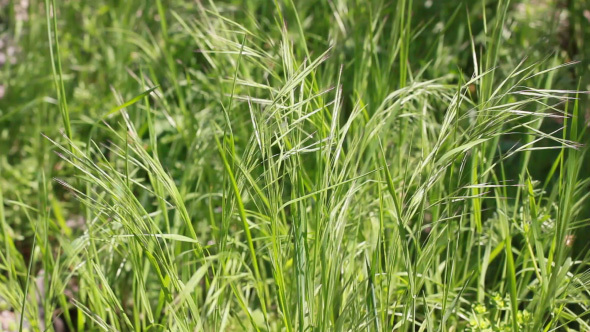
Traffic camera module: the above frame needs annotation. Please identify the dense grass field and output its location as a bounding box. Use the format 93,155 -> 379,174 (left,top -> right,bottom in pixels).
1,0 -> 590,331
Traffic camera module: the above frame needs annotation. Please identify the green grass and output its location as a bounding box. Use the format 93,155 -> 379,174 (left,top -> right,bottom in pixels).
1,0 -> 590,331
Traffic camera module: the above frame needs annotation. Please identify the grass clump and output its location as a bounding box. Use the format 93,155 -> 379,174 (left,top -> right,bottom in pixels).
0,0 -> 589,331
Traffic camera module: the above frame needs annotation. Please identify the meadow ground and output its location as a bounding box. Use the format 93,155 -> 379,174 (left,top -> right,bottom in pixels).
1,0 -> 590,331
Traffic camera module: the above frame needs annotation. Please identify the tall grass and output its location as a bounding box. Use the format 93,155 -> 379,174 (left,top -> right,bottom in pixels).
0,0 -> 589,331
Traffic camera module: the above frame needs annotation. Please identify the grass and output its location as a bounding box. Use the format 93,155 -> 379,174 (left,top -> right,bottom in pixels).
1,0 -> 590,331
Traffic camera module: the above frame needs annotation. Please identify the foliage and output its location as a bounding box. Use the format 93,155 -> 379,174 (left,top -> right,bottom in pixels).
0,0 -> 589,331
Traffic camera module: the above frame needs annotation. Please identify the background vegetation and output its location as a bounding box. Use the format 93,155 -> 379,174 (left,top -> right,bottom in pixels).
1,0 -> 590,331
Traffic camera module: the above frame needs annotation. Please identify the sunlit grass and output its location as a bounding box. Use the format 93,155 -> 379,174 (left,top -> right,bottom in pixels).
0,0 -> 589,331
